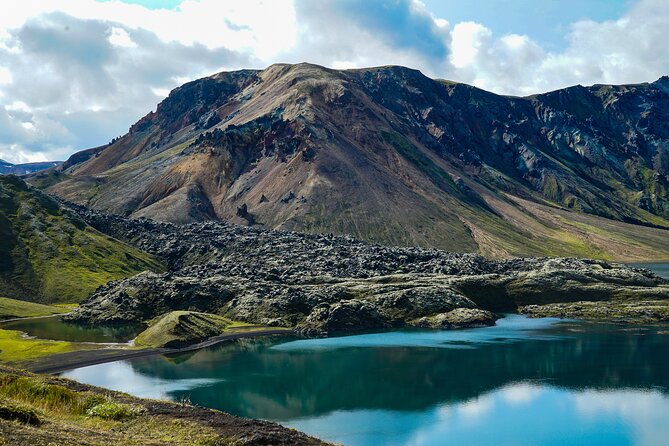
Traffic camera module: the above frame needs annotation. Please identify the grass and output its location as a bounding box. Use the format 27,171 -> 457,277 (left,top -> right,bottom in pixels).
381,131 -> 457,193
134,311 -> 254,348
0,176 -> 164,303
86,401 -> 144,421
0,367 -> 324,446
0,374 -> 106,415
0,329 -> 75,362
0,297 -> 69,320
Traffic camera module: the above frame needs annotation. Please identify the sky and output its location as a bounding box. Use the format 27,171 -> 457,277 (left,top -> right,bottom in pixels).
0,0 -> 667,164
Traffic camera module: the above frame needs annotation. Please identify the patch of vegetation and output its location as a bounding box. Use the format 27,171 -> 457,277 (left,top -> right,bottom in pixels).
134,311 -> 236,348
382,131 -> 457,193
26,170 -> 71,190
0,329 -> 75,362
86,401 -> 143,421
0,297 -> 69,320
0,374 -> 103,415
521,300 -> 669,323
0,367 -> 324,445
0,400 -> 41,425
134,311 -> 279,348
0,176 -> 164,303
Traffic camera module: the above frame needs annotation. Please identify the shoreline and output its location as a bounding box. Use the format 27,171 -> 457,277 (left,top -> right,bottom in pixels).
21,328 -> 294,375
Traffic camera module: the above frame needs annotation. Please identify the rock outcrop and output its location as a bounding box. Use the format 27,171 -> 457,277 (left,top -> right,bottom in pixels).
63,203 -> 669,334
410,309 -> 497,329
134,311 -> 233,348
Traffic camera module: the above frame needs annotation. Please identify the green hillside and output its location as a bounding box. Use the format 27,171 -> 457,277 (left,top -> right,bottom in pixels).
0,176 -> 163,303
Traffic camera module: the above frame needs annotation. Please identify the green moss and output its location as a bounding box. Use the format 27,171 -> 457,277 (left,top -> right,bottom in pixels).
26,171 -> 71,190
541,174 -> 563,202
381,131 -> 457,192
521,300 -> 669,323
0,176 -> 164,303
0,297 -> 69,320
134,311 -> 281,348
134,311 -> 235,348
0,329 -> 75,362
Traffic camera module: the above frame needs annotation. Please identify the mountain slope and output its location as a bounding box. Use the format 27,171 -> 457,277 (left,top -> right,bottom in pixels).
35,64 -> 669,259
0,176 -> 163,303
0,160 -> 62,175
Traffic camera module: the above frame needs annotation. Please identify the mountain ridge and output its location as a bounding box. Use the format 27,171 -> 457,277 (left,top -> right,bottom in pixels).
31,63 -> 669,259
0,159 -> 62,175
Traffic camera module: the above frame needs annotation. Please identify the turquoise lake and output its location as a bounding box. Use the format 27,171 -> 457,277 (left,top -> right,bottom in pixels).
62,315 -> 669,445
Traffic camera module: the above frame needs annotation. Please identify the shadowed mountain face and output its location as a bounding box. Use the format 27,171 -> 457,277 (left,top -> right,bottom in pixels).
36,64 -> 669,259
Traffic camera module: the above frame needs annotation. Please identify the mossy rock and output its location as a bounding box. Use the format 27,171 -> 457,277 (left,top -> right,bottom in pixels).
134,311 -> 234,348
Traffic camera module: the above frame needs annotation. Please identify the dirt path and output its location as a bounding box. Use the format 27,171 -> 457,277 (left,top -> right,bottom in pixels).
22,328 -> 295,374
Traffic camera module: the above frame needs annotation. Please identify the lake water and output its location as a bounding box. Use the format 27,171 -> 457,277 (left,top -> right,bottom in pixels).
1,316 -> 142,343
62,315 -> 669,446
629,262 -> 669,279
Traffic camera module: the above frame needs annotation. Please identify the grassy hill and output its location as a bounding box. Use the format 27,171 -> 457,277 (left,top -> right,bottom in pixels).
0,176 -> 163,303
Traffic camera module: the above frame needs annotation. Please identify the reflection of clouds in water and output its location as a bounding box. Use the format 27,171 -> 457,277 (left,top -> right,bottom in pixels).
573,389 -> 669,446
292,383 -> 669,446
499,382 -> 544,405
62,361 -> 220,400
273,315 -> 563,351
457,394 -> 495,420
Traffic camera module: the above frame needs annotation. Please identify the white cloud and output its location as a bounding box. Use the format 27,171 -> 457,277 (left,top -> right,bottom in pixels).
450,22 -> 489,69
0,0 -> 667,163
108,26 -> 136,48
448,0 -> 669,95
0,66 -> 12,84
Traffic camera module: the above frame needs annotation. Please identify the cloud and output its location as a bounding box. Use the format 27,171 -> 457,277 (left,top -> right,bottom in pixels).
287,0 -> 452,77
0,7 -> 250,163
0,0 -> 667,162
448,0 -> 669,95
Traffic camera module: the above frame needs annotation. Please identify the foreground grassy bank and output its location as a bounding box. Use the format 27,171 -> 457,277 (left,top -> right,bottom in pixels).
0,366 -> 327,445
0,329 -> 79,363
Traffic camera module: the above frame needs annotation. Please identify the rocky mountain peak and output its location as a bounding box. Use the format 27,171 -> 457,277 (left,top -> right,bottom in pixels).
35,64 -> 669,258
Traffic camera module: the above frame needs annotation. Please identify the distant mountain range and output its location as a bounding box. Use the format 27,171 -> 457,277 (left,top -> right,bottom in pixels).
0,159 -> 62,175
30,63 -> 669,260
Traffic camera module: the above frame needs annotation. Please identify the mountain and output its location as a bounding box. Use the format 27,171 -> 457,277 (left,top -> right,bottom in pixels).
0,159 -> 62,175
34,64 -> 669,260
0,175 -> 162,303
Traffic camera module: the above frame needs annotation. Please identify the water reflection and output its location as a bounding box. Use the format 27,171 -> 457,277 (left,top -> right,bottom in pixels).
63,315 -> 669,445
1,316 -> 141,343
284,386 -> 669,446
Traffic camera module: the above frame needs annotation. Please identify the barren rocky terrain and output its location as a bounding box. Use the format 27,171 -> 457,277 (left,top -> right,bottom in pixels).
63,199 -> 669,334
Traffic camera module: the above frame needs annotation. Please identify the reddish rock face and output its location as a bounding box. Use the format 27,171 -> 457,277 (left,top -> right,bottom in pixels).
39,63 -> 669,257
